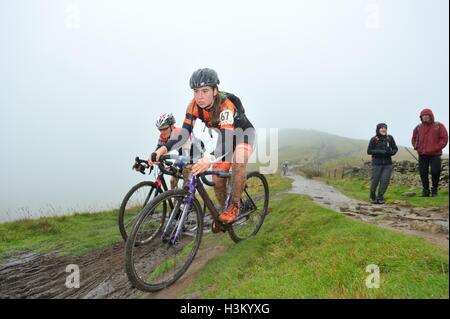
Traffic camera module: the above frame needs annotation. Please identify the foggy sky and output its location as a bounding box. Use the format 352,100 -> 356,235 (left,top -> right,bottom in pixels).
0,0 -> 448,220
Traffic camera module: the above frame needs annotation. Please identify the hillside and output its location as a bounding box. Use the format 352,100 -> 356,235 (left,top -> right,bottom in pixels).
276,129 -> 446,170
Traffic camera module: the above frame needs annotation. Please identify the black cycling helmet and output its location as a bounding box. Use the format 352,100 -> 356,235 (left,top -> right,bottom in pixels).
189,68 -> 220,89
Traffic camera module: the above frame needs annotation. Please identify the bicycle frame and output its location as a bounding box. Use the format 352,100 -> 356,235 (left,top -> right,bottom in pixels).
162,169 -> 260,244
155,170 -> 169,192
150,167 -> 179,210
197,172 -> 259,225
160,172 -> 222,244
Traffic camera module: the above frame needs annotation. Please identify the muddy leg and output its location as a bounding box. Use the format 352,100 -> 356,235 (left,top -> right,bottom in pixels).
230,144 -> 252,208
230,163 -> 247,208
170,177 -> 179,190
213,175 -> 227,211
182,164 -> 193,188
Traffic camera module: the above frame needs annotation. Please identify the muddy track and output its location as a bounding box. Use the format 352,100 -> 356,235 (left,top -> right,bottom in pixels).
0,216 -> 219,299
143,246 -> 227,299
0,242 -> 137,299
287,171 -> 449,249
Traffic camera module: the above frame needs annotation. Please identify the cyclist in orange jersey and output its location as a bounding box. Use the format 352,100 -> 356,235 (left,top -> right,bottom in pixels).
149,68 -> 255,224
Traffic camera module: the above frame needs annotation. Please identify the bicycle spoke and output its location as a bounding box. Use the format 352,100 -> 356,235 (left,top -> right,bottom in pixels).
125,214 -> 140,229
229,172 -> 269,242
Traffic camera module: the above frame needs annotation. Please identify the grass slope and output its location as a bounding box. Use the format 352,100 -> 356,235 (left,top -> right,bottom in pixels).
182,194 -> 449,298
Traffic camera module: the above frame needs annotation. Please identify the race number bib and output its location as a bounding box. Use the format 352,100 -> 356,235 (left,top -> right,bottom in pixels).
219,109 -> 234,126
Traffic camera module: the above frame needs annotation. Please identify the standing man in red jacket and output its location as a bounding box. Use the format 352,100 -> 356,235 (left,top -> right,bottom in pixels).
411,108 -> 449,197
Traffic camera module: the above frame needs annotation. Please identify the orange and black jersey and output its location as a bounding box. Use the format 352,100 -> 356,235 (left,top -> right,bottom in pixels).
182,92 -> 253,131
165,92 -> 254,154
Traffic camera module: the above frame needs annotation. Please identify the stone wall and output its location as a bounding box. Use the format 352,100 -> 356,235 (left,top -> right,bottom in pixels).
345,159 -> 449,189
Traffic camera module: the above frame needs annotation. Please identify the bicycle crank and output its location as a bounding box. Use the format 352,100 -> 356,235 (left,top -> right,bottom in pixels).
211,221 -> 227,233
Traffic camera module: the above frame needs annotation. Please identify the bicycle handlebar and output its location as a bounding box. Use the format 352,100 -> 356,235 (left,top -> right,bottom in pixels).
200,174 -> 215,187
133,157 -> 152,175
136,154 -> 232,186
158,155 -> 182,177
133,156 -> 182,178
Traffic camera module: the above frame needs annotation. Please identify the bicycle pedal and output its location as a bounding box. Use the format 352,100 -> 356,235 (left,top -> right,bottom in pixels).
211,221 -> 227,233
220,222 -> 230,231
211,221 -> 221,233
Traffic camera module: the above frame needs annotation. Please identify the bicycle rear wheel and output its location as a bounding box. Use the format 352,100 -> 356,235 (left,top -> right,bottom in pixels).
125,189 -> 203,292
228,171 -> 269,243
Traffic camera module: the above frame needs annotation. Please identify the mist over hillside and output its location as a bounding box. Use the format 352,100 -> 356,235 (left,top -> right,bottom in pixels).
276,129 -> 446,170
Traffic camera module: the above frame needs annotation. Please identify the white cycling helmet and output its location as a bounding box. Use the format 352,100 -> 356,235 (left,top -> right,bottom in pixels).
156,113 -> 176,129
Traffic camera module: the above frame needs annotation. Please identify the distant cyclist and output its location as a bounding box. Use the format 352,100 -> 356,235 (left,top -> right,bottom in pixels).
283,161 -> 289,176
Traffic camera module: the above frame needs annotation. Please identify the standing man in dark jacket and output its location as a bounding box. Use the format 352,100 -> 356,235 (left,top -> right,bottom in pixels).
411,108 -> 448,197
367,123 -> 398,204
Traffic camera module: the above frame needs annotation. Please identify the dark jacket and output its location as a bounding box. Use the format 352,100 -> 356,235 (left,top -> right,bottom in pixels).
411,108 -> 448,156
367,124 -> 398,165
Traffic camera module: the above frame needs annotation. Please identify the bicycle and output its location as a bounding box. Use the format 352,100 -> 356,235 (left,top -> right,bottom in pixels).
125,154 -> 269,292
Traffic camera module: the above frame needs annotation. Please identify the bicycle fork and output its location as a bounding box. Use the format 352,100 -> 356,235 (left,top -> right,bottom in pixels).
162,175 -> 196,245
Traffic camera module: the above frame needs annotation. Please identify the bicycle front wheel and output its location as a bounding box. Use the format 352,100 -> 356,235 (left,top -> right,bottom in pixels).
125,189 -> 203,292
228,171 -> 269,243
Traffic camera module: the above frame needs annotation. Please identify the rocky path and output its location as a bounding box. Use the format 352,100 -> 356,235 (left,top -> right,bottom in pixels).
288,172 -> 449,249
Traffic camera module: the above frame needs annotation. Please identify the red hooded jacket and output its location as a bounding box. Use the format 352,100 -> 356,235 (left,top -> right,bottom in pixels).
411,109 -> 448,156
